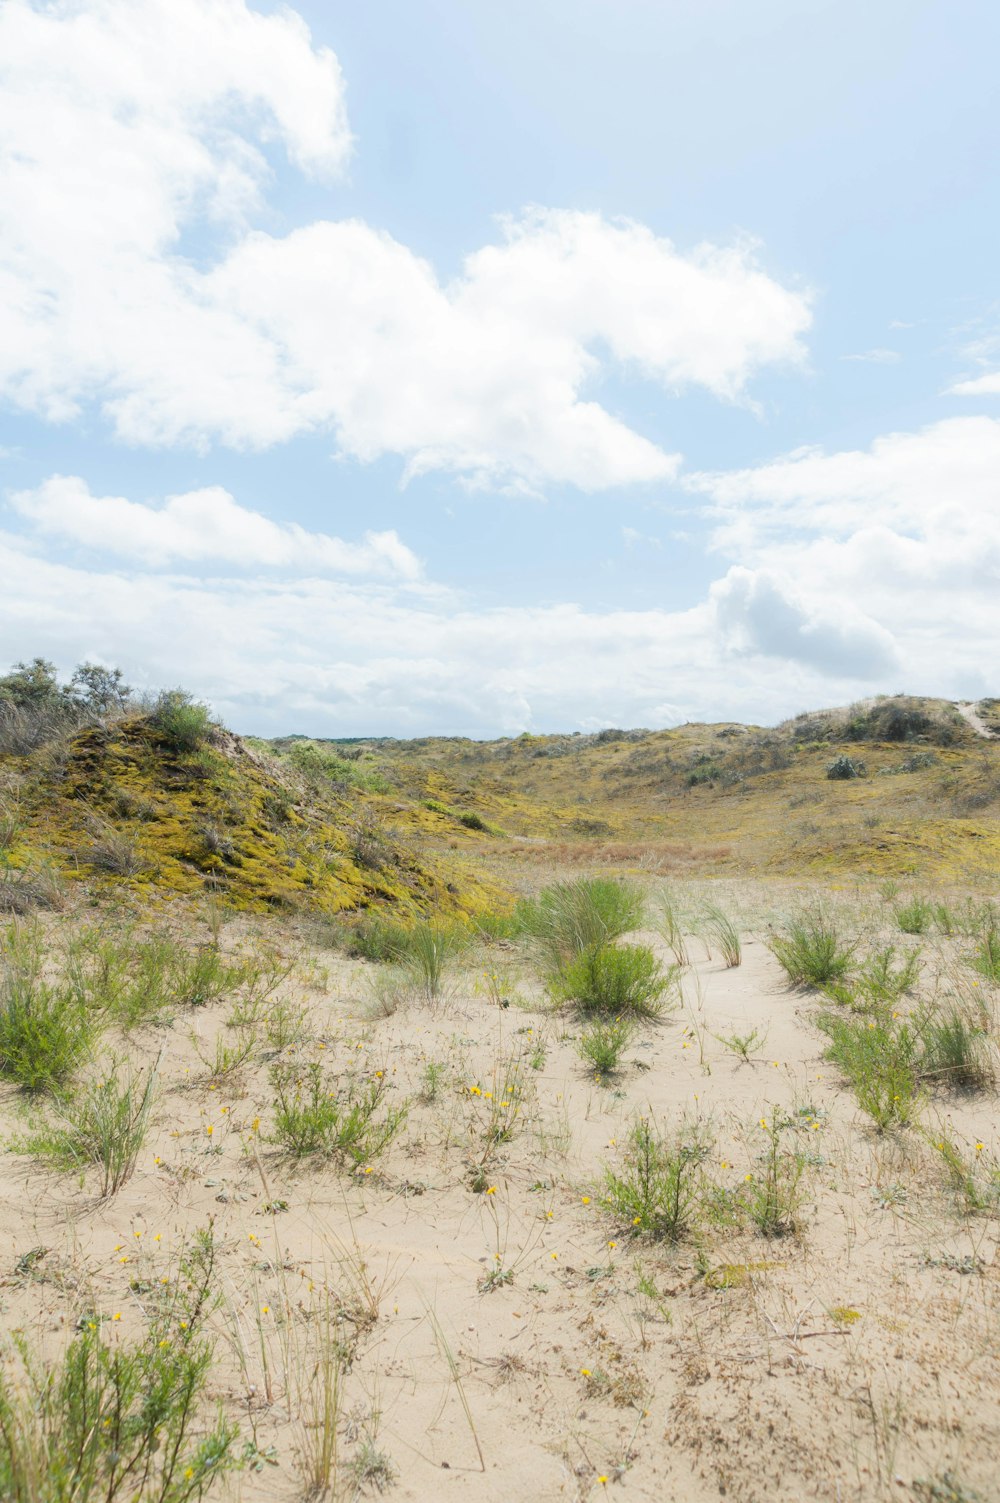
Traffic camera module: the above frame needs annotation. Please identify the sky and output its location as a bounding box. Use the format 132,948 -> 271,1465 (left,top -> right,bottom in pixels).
0,0 -> 998,737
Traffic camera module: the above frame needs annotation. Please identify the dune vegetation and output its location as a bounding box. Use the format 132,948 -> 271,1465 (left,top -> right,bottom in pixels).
0,661 -> 998,1501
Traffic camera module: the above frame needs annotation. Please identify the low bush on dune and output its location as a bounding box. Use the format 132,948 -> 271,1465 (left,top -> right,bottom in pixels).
768,914 -> 856,988
515,876 -> 644,972
552,942 -> 674,1019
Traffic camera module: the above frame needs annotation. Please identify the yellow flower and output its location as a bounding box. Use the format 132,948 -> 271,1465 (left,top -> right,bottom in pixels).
112,1312 -> 121,1321
206,1124 -> 214,1136
261,1306 -> 270,1316
607,1240 -> 617,1250
581,1195 -> 591,1205
759,1118 -> 768,1129
976,1142 -> 984,1153
744,1173 -> 753,1183
632,1216 -> 641,1225
485,1186 -> 497,1195
363,1166 -> 375,1175
580,1367 -> 591,1377
598,1478 -> 608,1487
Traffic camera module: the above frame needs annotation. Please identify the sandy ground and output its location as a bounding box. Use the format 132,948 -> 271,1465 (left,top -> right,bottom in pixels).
0,890 -> 998,1502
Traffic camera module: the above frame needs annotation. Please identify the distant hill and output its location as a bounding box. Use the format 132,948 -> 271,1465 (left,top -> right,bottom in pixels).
2,691 -> 997,915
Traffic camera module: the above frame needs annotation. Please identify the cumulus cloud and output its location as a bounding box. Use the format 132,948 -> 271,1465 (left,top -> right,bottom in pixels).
8,475 -> 422,578
0,0 -> 811,490
949,372 -> 1000,396
685,415 -> 1000,682
710,566 -> 899,677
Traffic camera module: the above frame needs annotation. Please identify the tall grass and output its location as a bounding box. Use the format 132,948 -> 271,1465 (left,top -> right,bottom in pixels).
818,1013 -> 922,1130
703,904 -> 741,967
516,877 -> 644,972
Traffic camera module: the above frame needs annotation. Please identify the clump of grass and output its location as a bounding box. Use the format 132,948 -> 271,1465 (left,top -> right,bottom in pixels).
703,904 -> 741,967
22,1056 -> 159,1195
818,1013 -> 922,1130
768,913 -> 856,988
743,1110 -> 809,1237
552,943 -> 673,1018
651,890 -> 688,964
270,1061 -> 406,1162
399,920 -> 469,1001
577,1017 -> 634,1078
0,961 -> 96,1092
0,1231 -> 237,1503
517,877 -> 644,972
418,1058 -> 448,1103
917,1004 -> 995,1090
895,896 -> 935,935
603,1117 -> 710,1242
970,926 -> 1000,983
347,1438 -> 397,1493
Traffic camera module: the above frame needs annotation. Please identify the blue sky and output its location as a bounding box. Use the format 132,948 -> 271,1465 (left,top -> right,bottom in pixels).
0,0 -> 997,735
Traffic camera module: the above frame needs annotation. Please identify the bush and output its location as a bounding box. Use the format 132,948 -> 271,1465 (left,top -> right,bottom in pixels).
577,1017 -> 634,1078
768,915 -> 856,987
826,756 -> 866,780
24,1058 -> 159,1196
270,1061 -> 406,1162
895,896 -> 935,935
818,1012 -> 922,1130
0,935 -> 96,1091
0,1231 -> 236,1503
744,1110 -> 808,1237
150,690 -> 213,753
603,1118 -> 709,1241
516,877 -> 644,971
553,942 -> 673,1018
398,920 -> 469,1001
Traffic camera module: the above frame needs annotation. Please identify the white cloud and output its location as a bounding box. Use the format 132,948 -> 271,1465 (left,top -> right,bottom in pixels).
8,474 -> 422,578
710,565 -> 899,677
685,415 -> 1000,682
0,1 -> 812,490
949,372 -> 1000,397
840,348 -> 900,364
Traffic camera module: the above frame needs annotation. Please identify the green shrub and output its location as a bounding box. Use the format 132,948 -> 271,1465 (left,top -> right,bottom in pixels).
553,942 -> 673,1018
270,1061 -> 406,1162
516,877 -> 644,972
825,945 -> 922,1010
577,1017 -> 634,1078
0,936 -> 96,1091
895,896 -> 935,935
818,1012 -> 922,1130
0,1231 -> 236,1503
288,742 -> 390,793
22,1058 -> 159,1196
603,1118 -> 710,1242
743,1110 -> 808,1237
826,756 -> 866,780
150,690 -> 214,753
768,915 -> 856,987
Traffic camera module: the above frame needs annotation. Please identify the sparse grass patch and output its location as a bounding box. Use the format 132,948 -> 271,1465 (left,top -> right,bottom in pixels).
0,961 -> 95,1094
0,1230 -> 236,1503
917,1003 -> 995,1090
21,1056 -> 159,1195
270,1061 -> 406,1163
970,926 -> 1000,984
603,1117 -> 711,1242
895,896 -> 935,935
703,904 -> 741,966
818,1012 -> 922,1130
927,1132 -> 1000,1215
399,920 -> 469,1001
